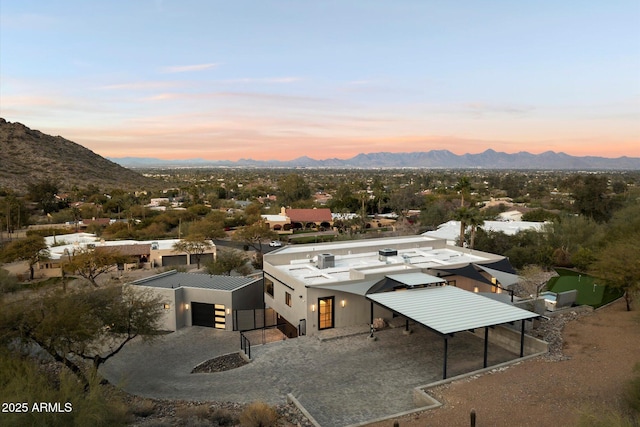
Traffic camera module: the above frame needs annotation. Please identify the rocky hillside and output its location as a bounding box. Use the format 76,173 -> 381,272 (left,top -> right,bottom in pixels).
0,119 -> 157,193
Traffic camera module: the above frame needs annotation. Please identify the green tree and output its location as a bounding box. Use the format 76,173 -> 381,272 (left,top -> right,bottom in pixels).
27,180 -> 60,214
63,248 -> 130,287
572,175 -> 613,222
205,249 -> 251,276
589,236 -> 640,311
278,173 -> 311,207
0,286 -> 165,390
187,212 -> 226,240
232,220 -> 277,266
172,234 -> 214,269
1,235 -> 50,280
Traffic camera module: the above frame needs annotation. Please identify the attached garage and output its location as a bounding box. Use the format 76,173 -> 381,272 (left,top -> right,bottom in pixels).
128,271 -> 264,331
161,254 -> 188,266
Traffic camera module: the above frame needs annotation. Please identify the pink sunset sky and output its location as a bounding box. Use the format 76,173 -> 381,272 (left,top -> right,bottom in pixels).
1,1 -> 639,160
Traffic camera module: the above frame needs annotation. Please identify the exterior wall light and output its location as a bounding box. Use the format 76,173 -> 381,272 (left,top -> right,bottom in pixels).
226,308 -> 231,315
163,303 -> 170,310
473,286 -> 479,293
311,304 -> 316,312
185,303 -> 190,310
341,299 -> 346,308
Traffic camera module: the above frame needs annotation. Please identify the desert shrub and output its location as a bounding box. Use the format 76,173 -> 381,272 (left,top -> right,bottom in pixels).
210,408 -> 237,426
0,352 -> 129,426
175,404 -> 210,421
0,268 -> 20,293
131,400 -> 156,417
239,401 -> 278,427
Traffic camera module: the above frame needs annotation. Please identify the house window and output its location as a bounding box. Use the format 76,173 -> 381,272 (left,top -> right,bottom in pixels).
265,277 -> 274,297
285,291 -> 292,307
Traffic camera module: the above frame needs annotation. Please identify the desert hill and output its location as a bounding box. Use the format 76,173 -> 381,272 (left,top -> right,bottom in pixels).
0,119 -> 157,193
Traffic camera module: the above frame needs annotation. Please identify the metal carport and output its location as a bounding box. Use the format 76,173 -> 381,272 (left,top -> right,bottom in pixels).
367,285 -> 539,379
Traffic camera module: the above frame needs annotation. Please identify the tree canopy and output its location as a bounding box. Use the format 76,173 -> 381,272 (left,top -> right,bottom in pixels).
1,235 -> 50,280
0,286 -> 165,390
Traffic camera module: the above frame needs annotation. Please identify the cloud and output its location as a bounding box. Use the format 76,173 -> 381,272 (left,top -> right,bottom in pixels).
221,77 -> 302,84
97,81 -> 183,91
161,63 -> 219,73
465,102 -> 534,116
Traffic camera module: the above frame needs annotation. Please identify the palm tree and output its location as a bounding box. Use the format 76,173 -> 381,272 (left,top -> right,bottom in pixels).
454,176 -> 471,207
467,209 -> 485,249
454,207 -> 472,247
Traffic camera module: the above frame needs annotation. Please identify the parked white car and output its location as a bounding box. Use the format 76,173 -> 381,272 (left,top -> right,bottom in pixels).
269,240 -> 283,247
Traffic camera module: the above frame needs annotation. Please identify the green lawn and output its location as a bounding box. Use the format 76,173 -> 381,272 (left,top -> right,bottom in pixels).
547,268 -> 624,308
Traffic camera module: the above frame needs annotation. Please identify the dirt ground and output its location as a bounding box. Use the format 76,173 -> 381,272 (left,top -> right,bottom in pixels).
368,298 -> 640,427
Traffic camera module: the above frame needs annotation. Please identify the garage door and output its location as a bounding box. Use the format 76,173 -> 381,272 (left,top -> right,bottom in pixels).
191,302 -> 215,327
161,254 -> 187,266
191,302 -> 226,329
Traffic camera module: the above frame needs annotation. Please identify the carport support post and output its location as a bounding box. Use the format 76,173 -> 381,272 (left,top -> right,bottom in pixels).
520,319 -> 525,357
483,326 -> 489,368
443,337 -> 448,380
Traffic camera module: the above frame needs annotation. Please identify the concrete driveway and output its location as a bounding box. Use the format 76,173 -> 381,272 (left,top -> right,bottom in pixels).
100,325 -> 519,426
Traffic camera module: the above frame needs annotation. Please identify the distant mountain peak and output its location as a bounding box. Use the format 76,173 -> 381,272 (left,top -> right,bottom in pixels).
111,149 -> 640,170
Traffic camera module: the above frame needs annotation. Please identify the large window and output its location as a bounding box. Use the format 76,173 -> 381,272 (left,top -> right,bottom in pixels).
285,291 -> 292,307
265,276 -> 274,297
318,296 -> 334,330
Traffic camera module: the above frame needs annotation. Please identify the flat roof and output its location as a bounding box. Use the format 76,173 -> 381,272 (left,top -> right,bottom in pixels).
274,246 -> 492,287
367,286 -> 538,336
130,271 -> 259,291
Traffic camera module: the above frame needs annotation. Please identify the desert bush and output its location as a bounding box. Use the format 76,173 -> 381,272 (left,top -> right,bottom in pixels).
210,408 -> 237,426
175,404 -> 210,421
239,401 -> 278,427
0,351 -> 129,426
131,400 -> 156,417
0,268 -> 20,293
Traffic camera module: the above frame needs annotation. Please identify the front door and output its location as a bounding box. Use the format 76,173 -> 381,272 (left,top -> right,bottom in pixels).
318,296 -> 334,330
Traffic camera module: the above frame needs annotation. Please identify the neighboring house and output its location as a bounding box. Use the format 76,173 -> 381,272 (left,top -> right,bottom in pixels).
262,211 -> 292,234
262,207 -> 334,234
128,271 -> 264,331
423,220 -> 547,245
37,233 -> 216,278
286,207 -> 333,229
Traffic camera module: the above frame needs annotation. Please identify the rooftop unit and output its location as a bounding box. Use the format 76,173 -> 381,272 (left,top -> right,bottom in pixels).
317,253 -> 335,269
378,248 -> 398,263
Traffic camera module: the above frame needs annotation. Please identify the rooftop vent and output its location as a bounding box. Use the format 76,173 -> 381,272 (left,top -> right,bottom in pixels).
378,248 -> 398,262
317,253 -> 335,269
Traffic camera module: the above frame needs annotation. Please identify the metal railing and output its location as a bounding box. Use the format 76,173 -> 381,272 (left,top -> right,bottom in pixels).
240,332 -> 251,359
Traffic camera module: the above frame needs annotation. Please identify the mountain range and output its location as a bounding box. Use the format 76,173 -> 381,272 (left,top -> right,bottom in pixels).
0,119 -> 156,192
110,150 -> 640,170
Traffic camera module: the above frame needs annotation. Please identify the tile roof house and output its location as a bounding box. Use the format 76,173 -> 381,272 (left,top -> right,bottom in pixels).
262,207 -> 334,233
